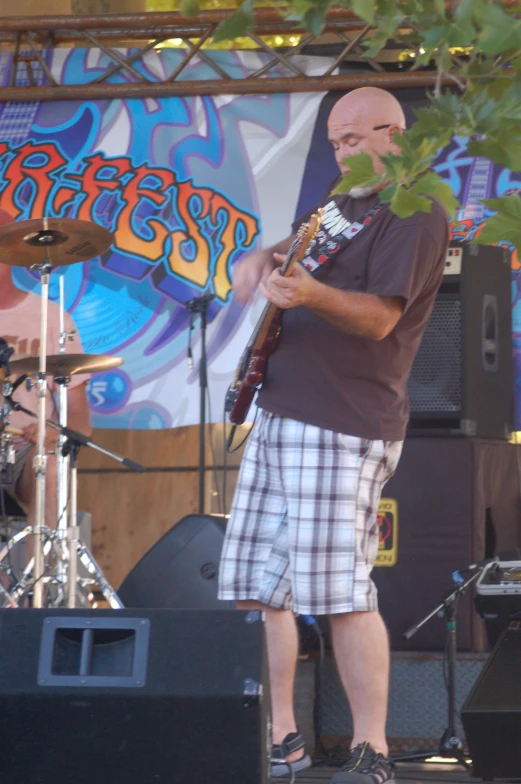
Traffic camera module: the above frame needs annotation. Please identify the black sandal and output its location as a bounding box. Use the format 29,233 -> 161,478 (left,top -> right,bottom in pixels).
271,731 -> 312,779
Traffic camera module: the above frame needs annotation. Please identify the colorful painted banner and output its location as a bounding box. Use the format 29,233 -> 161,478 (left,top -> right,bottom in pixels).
0,51 -> 519,428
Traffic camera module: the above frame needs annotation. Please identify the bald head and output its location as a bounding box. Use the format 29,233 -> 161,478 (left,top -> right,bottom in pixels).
327,87 -> 406,193
329,87 -> 406,131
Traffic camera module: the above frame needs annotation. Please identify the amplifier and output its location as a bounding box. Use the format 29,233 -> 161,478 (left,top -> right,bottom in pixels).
475,561 -> 521,647
407,243 -> 512,438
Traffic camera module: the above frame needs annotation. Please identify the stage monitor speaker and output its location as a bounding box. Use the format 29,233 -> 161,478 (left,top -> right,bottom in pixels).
118,514 -> 233,610
0,608 -> 268,784
461,620 -> 521,779
118,515 -> 324,655
407,243 -> 513,439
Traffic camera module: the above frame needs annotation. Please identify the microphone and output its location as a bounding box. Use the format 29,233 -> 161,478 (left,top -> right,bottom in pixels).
452,557 -> 499,585
465,557 -> 499,571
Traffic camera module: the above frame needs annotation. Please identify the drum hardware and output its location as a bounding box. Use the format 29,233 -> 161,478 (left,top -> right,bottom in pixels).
0,339 -> 15,488
57,274 -> 71,605
2,392 -> 144,609
0,216 -> 126,609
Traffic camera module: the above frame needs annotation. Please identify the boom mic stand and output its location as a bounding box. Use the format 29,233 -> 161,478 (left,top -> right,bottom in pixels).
185,293 -> 215,515
394,560 -> 499,770
3,393 -> 143,608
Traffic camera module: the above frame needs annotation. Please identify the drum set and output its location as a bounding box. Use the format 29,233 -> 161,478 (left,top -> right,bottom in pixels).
0,217 -> 143,610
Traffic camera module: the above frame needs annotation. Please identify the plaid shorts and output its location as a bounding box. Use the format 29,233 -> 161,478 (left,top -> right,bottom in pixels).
218,410 -> 403,615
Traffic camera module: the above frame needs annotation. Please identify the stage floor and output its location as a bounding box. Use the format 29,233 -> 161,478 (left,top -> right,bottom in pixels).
277,761 -> 480,784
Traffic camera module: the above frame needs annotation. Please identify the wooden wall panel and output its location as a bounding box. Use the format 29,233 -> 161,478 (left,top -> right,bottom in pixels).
77,424 -> 247,590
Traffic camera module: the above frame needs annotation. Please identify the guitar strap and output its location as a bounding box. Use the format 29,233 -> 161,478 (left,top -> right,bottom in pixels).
300,202 -> 384,275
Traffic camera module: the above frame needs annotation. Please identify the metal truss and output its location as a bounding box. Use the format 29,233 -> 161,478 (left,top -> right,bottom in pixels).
0,8 -> 443,102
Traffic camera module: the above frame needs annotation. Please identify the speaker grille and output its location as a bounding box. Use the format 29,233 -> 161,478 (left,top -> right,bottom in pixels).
408,299 -> 462,413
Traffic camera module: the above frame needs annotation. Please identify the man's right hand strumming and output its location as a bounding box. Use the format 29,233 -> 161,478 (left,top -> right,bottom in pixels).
233,237 -> 295,303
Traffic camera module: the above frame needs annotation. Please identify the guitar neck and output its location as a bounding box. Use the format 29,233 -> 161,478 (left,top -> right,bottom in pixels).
247,240 -> 302,352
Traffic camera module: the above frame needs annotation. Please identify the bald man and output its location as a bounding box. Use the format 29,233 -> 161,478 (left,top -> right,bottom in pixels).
218,88 -> 450,783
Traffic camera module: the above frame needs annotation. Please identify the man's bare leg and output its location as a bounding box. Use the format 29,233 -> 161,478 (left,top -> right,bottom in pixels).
237,600 -> 303,763
329,610 -> 390,757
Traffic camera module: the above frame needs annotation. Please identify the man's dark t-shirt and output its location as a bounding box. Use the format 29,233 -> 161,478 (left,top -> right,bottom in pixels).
256,186 -> 450,441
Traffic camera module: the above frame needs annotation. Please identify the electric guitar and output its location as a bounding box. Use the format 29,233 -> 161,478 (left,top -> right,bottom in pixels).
225,210 -> 323,427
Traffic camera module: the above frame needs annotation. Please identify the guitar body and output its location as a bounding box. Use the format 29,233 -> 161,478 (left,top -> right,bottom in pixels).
225,313 -> 281,425
225,211 -> 322,429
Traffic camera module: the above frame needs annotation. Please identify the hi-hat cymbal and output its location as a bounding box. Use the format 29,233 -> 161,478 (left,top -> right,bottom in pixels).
9,353 -> 123,377
0,218 -> 113,267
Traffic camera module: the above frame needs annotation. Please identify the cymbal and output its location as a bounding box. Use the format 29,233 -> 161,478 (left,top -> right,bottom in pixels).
0,217 -> 113,267
9,353 -> 123,377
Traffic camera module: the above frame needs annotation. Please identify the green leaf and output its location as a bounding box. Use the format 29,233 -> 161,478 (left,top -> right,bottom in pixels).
213,9 -> 254,42
362,30 -> 390,58
375,0 -> 405,35
379,183 -> 397,203
474,196 -> 521,248
302,5 -> 327,36
379,152 -> 405,180
422,24 -> 452,50
411,174 -> 460,218
495,84 -> 521,122
476,3 -> 521,56
409,107 -> 453,146
331,152 -> 379,193
455,0 -> 484,22
409,171 -> 443,195
446,19 -> 475,47
468,130 -> 521,171
416,136 -> 444,163
351,0 -> 375,24
390,186 -> 432,218
179,0 -> 199,17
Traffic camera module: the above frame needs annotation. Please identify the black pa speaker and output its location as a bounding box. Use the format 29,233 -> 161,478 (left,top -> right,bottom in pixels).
0,608 -> 268,784
461,620 -> 521,779
118,514 -> 324,655
407,243 -> 513,439
118,514 -> 233,609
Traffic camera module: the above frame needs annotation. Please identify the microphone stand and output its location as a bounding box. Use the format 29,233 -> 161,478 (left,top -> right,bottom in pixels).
394,560 -> 498,770
185,293 -> 214,515
4,394 -> 143,608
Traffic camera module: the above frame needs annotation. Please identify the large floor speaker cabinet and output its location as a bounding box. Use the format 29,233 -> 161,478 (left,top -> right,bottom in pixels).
407,244 -> 513,438
0,608 -> 269,784
462,621 -> 521,779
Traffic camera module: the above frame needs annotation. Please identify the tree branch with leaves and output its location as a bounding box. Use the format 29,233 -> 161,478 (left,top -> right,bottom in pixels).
183,0 -> 521,251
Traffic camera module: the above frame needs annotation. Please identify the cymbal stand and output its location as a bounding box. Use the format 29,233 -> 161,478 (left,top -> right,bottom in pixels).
2,393 -> 143,608
50,423 -> 140,608
56,275 -> 77,607
32,254 -> 52,609
61,434 -> 123,609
